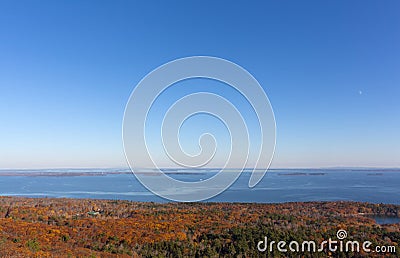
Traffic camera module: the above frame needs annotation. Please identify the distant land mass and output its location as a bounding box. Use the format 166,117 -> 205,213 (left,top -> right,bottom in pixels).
0,167 -> 399,177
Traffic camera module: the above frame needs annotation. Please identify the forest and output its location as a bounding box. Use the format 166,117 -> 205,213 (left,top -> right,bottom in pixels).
0,197 -> 398,257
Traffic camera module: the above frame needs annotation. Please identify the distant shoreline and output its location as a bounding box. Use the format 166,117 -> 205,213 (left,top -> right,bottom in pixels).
0,168 -> 399,177
0,171 -> 205,177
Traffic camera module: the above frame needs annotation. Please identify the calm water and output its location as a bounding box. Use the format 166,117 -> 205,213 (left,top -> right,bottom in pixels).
368,215 -> 400,225
0,169 -> 399,204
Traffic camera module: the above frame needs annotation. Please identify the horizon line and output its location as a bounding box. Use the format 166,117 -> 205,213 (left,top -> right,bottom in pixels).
1,166 -> 399,171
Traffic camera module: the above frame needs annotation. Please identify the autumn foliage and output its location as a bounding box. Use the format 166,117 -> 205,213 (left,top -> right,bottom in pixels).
0,197 -> 398,257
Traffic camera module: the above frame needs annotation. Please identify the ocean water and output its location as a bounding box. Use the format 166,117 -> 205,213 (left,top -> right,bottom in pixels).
368,215 -> 400,225
0,169 -> 399,204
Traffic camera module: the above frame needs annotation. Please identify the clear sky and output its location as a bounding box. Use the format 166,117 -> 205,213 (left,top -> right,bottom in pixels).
0,1 -> 399,169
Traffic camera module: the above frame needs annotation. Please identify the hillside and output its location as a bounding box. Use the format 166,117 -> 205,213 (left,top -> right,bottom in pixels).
0,197 -> 398,257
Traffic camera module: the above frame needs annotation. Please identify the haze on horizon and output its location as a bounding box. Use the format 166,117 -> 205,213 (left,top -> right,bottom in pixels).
0,1 -> 399,169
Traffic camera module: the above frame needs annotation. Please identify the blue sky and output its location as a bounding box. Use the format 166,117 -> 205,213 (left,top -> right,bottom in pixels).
0,1 -> 399,169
